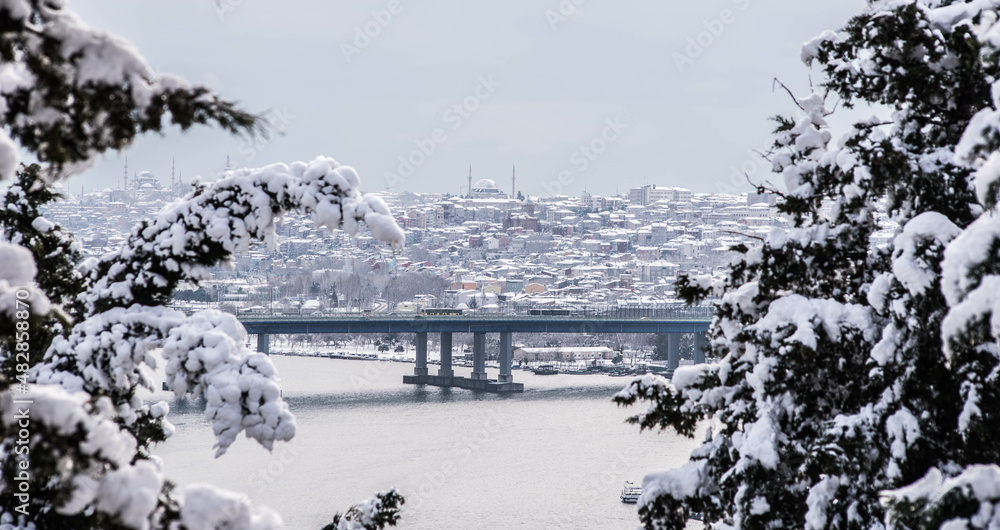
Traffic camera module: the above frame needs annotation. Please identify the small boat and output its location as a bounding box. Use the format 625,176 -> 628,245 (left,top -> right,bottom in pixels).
532,364 -> 559,375
621,481 -> 642,503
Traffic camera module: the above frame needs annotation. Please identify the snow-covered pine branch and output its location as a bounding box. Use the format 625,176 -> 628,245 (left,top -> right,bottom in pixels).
1,383 -> 289,529
883,465 -> 1000,529
83,157 -> 402,315
617,2 -> 1000,528
5,157 -> 407,526
31,157 -> 403,457
0,242 -> 52,331
323,488 -> 405,530
0,165 -> 87,321
5,157 -> 407,527
0,0 -> 259,181
0,1 -> 409,527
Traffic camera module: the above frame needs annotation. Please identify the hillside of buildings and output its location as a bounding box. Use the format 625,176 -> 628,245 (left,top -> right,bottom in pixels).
50,173 -> 899,319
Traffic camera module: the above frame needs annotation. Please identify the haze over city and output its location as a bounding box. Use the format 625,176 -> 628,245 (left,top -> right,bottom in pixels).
66,0 -> 861,196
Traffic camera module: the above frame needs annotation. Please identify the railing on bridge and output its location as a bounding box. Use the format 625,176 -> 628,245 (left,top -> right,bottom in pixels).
235,304 -> 715,321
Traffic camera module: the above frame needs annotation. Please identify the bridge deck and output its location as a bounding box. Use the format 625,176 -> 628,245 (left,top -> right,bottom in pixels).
239,315 -> 712,334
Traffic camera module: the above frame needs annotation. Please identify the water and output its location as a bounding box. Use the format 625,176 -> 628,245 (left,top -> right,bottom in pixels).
149,356 -> 700,529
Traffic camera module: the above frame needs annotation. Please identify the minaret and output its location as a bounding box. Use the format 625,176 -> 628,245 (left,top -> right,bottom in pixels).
225,155 -> 231,172
467,163 -> 472,199
511,163 -> 516,199
170,158 -> 176,190
123,157 -> 128,192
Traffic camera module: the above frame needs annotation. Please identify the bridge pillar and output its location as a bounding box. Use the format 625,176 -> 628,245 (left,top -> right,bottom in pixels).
667,333 -> 681,371
257,334 -> 270,355
693,331 -> 708,364
414,332 -> 428,376
498,332 -> 513,383
471,333 -> 487,380
438,332 -> 454,378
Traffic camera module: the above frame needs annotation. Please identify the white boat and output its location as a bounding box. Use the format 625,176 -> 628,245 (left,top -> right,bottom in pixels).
620,481 -> 642,503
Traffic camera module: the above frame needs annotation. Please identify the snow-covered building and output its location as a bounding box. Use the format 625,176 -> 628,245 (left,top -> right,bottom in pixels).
628,184 -> 693,206
470,178 -> 508,199
513,346 -> 614,361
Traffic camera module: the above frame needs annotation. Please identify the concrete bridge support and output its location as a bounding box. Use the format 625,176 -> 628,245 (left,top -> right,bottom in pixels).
471,333 -> 487,380
403,330 -> 522,392
414,332 -> 428,376
257,334 -> 270,355
667,333 -> 681,371
498,332 -> 513,383
693,332 -> 708,365
439,332 -> 454,378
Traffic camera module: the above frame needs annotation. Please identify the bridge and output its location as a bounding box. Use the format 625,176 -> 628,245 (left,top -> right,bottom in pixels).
239,312 -> 713,393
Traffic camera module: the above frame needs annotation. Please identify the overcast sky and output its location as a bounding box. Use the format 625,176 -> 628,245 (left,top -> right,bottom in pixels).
67,0 -> 864,198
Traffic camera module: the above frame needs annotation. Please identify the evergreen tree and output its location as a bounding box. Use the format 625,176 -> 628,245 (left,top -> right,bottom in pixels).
0,2 -> 406,528
615,2 -> 1000,528
650,334 -> 670,361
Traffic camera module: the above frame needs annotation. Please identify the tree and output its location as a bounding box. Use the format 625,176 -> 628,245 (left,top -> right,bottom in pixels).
0,3 -> 406,529
380,271 -> 448,308
330,283 -> 340,308
649,334 -> 669,361
615,2 -> 1000,528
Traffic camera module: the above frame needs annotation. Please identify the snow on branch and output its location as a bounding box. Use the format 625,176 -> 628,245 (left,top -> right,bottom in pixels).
0,385 -> 142,524
174,485 -> 283,530
884,465 -> 1000,529
85,157 -> 403,315
35,305 -> 184,398
636,460 -> 711,529
0,0 -> 259,180
34,306 -> 295,457
750,294 -> 877,352
941,211 -> 1000,357
0,241 -> 51,322
0,383 -> 292,529
161,310 -> 294,456
324,488 -> 405,530
614,372 -> 707,438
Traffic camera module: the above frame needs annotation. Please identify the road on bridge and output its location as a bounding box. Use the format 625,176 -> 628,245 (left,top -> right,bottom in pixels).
238,313 -> 713,335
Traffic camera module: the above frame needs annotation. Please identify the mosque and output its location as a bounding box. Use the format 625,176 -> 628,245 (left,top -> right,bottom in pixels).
465,164 -> 517,200
469,178 -> 508,199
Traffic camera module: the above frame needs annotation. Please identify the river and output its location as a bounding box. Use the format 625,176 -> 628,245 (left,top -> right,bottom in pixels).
149,356 -> 701,529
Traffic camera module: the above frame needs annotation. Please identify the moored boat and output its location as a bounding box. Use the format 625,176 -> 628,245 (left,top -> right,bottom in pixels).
621,481 -> 642,503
